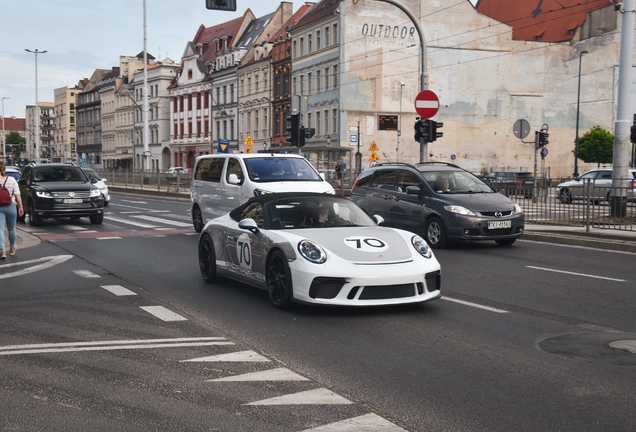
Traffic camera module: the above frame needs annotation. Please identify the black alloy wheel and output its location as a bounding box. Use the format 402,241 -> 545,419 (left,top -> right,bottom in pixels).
266,250 -> 293,309
559,189 -> 572,204
90,213 -> 104,224
198,234 -> 218,283
193,205 -> 204,233
28,200 -> 42,226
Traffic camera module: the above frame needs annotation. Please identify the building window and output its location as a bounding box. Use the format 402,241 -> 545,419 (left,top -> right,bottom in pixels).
333,65 -> 338,88
316,70 -> 321,93
333,23 -> 338,43
230,84 -> 235,103
316,30 -> 321,50
308,34 -> 313,53
332,108 -> 338,134
299,37 -> 304,56
307,72 -> 312,94
316,111 -> 321,135
325,26 -> 330,46
324,110 -> 329,136
324,67 -> 329,90
299,75 -> 304,95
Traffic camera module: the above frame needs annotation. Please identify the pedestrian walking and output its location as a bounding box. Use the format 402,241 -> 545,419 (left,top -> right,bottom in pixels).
0,161 -> 24,259
335,155 -> 348,187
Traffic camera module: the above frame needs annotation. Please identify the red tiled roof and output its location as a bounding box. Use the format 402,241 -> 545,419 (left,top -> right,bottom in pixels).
271,2 -> 314,41
0,117 -> 26,131
474,0 -> 610,42
292,0 -> 338,30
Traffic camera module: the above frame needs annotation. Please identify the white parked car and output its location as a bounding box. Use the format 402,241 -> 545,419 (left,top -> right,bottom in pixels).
557,168 -> 636,204
82,168 -> 110,206
198,192 -> 441,309
190,153 -> 335,232
166,166 -> 186,175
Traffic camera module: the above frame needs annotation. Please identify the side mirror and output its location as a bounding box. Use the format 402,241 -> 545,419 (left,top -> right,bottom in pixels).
102,178 -> 108,183
228,173 -> 240,185
406,186 -> 421,195
373,215 -> 385,226
238,218 -> 260,234
319,172 -> 326,181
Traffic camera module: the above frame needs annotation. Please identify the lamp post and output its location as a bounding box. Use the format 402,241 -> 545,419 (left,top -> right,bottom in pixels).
574,50 -> 588,178
25,49 -> 47,165
1,97 -> 8,163
397,82 -> 404,162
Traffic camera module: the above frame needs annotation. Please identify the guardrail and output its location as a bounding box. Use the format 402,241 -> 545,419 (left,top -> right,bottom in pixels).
95,169 -> 191,194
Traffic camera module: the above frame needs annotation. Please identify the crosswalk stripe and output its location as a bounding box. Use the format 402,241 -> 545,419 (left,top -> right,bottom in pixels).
73,270 -> 100,278
181,350 -> 270,362
209,367 -> 309,382
140,306 -> 188,321
132,215 -> 191,227
105,215 -> 159,228
101,285 -> 137,296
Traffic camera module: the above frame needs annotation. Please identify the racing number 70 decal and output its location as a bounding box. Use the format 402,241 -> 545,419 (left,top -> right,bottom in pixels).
344,237 -> 388,252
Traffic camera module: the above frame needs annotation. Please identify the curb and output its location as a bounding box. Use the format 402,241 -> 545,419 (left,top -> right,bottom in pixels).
522,231 -> 636,253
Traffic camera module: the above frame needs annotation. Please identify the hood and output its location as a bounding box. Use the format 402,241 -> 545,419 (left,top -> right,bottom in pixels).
34,181 -> 95,193
257,181 -> 334,194
289,226 -> 414,264
437,192 -> 516,213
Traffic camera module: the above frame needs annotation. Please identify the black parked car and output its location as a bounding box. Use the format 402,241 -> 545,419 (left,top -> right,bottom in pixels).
18,164 -> 104,225
351,162 -> 525,248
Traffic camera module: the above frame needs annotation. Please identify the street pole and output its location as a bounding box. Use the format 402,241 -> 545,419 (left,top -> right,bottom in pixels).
1,97 -> 8,163
610,0 -> 634,217
25,49 -> 47,165
355,120 -> 361,176
142,0 -> 150,171
573,50 -> 588,178
397,82 -> 404,162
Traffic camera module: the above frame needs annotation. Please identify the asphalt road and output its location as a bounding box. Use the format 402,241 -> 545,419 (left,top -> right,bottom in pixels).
1,193 -> 635,431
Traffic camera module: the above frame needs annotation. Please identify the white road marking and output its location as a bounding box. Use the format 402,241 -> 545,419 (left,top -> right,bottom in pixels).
140,306 -> 188,321
61,225 -> 88,231
120,200 -> 148,204
73,270 -> 100,278
0,255 -> 73,280
101,285 -> 137,296
301,413 -> 407,431
442,296 -> 509,314
245,388 -> 352,406
0,337 -> 233,356
97,237 -> 122,240
609,340 -> 636,354
105,215 -> 159,228
526,266 -> 627,282
181,350 -> 270,363
132,215 -> 191,227
520,239 -> 636,255
184,232 -> 199,236
210,367 -> 309,382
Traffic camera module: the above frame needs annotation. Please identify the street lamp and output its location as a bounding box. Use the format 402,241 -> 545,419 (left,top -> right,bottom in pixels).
326,135 -> 331,146
1,96 -> 8,163
25,48 -> 47,164
574,50 -> 588,178
397,82 -> 404,162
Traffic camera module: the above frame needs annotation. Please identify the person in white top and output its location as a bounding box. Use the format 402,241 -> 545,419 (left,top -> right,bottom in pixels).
0,161 -> 24,259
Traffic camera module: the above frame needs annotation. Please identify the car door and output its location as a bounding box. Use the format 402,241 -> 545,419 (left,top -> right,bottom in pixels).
589,169 -> 612,201
222,157 -> 247,211
392,169 -> 430,231
570,171 -> 597,200
192,156 -> 227,222
364,169 -> 398,223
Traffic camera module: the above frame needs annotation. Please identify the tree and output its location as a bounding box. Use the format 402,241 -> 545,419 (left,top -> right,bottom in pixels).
576,125 -> 613,167
4,131 -> 27,162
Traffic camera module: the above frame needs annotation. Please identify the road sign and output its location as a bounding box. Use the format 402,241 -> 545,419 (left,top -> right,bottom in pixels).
540,147 -> 548,157
513,119 -> 530,140
414,90 -> 440,118
450,154 -> 456,161
541,123 -> 549,133
350,134 -> 358,143
218,138 -> 230,153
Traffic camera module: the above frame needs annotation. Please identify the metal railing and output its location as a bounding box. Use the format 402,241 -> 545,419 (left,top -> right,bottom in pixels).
96,169 -> 191,194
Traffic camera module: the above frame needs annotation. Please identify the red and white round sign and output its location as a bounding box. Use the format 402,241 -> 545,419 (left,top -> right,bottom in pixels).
414,90 -> 440,118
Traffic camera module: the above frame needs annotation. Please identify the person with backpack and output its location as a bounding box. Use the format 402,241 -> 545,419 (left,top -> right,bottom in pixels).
0,161 -> 24,259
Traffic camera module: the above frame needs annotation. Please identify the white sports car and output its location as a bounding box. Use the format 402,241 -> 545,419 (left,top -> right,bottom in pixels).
198,192 -> 441,308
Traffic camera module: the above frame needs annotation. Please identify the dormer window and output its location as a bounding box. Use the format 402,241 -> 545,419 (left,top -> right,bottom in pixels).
188,69 -> 193,80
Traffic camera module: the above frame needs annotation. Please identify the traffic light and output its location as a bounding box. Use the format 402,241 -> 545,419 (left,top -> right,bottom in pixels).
286,114 -> 299,146
414,120 -> 422,142
298,127 -> 315,148
414,119 -> 430,143
429,121 -> 443,142
538,131 -> 549,146
206,0 -> 236,11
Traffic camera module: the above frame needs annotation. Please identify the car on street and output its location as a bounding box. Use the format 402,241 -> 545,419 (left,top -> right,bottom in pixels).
351,162 -> 525,248
18,163 -> 104,226
5,165 -> 21,181
482,171 -> 534,198
191,153 -> 335,233
81,168 -> 110,206
556,168 -> 636,204
166,166 -> 186,175
198,192 -> 441,308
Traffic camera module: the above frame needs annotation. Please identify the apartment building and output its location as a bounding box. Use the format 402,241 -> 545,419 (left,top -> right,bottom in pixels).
53,86 -> 80,163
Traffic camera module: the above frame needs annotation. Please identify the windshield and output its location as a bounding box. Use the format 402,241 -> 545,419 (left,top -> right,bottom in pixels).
421,170 -> 494,194
33,167 -> 87,182
265,196 -> 376,229
244,157 -> 322,182
84,169 -> 102,181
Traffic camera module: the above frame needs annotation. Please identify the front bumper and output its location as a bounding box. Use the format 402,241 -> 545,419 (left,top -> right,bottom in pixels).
33,197 -> 104,218
443,213 -> 525,242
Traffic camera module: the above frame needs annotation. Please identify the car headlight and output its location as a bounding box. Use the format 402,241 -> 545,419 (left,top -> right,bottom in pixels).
90,189 -> 101,197
514,203 -> 523,214
411,235 -> 433,259
298,240 -> 327,264
35,190 -> 53,198
444,205 -> 476,216
253,188 -> 273,196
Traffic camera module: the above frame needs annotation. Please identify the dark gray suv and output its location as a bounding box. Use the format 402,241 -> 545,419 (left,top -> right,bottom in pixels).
351,162 -> 524,248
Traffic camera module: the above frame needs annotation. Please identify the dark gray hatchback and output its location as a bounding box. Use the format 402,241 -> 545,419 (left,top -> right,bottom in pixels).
351,162 -> 525,248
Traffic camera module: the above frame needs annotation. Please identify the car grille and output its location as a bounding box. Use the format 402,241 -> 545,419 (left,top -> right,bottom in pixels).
51,191 -> 92,198
54,202 -> 96,209
357,283 -> 417,300
480,210 -> 513,217
483,228 -> 513,236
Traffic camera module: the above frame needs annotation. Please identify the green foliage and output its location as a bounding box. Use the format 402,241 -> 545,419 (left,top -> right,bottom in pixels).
5,130 -> 25,144
577,126 -> 613,167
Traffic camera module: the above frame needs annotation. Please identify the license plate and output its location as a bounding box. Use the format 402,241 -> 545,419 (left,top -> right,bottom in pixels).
63,198 -> 83,204
488,220 -> 511,229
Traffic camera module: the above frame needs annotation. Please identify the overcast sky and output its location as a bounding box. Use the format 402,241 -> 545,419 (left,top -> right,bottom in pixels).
0,0 -> 307,119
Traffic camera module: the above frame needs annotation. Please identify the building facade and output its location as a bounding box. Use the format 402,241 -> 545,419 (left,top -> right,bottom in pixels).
53,86 -> 79,163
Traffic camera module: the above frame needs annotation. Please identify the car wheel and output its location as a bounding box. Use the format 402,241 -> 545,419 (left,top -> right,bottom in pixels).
198,233 -> 218,283
90,213 -> 104,224
425,216 -> 448,249
192,205 -> 204,233
266,250 -> 293,309
103,195 -> 109,206
559,189 -> 571,204
28,200 -> 42,226
495,239 -> 516,246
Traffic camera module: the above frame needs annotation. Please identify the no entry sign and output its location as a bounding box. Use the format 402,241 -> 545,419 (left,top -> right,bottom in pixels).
414,90 -> 440,118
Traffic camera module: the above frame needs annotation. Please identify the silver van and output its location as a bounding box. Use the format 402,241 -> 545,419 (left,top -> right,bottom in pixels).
191,153 -> 335,232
